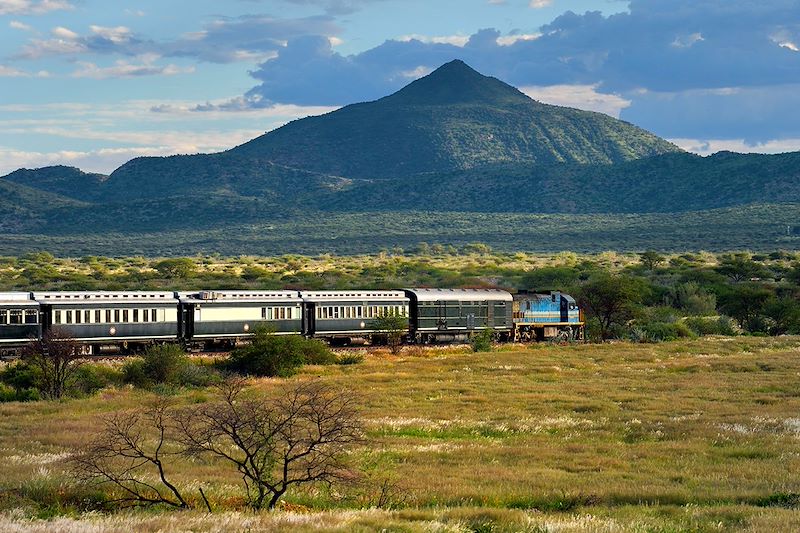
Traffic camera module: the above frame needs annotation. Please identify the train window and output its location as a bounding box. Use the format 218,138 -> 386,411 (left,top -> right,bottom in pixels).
552,294 -> 557,302
53,310 -> 61,324
122,310 -> 129,323
261,308 -> 267,319
0,310 -> 6,325
345,307 -> 351,319
75,310 -> 82,324
106,310 -> 112,323
133,309 -> 139,323
114,310 -> 120,323
84,310 -> 91,324
26,310 -> 38,324
152,309 -> 158,322
65,310 -> 73,324
357,306 -> 363,318
143,309 -> 149,322
95,310 -> 101,323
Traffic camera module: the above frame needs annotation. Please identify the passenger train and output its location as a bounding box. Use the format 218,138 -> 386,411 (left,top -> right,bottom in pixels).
0,288 -> 584,356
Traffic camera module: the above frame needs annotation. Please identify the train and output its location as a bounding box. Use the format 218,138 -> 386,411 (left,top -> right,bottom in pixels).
0,288 -> 584,356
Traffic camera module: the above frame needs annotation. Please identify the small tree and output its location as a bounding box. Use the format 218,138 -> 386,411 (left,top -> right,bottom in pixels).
640,251 -> 665,270
577,274 -> 648,340
22,327 -> 83,400
153,258 -> 196,279
71,402 -> 190,509
177,379 -> 363,510
470,328 -> 494,352
370,310 -> 408,354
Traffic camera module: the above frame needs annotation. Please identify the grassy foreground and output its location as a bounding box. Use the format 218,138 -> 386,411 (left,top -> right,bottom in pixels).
3,337 -> 800,531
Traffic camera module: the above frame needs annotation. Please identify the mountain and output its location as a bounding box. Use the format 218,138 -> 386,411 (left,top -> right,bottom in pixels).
314,151 -> 800,213
2,60 -> 800,255
2,166 -> 107,202
103,60 -> 681,197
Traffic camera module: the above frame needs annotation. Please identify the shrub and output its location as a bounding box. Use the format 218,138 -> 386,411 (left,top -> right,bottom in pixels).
685,316 -> 737,336
0,362 -> 42,391
143,344 -> 187,384
337,352 -> 365,365
0,383 -> 40,402
470,329 -> 494,352
222,327 -> 335,377
70,364 -> 123,396
122,344 -> 196,388
631,321 -> 694,343
122,358 -> 149,387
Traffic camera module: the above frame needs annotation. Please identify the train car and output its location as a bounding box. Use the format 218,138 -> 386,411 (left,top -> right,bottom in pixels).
178,290 -> 303,349
301,291 -> 410,344
33,291 -> 179,353
0,292 -> 41,356
512,290 -> 584,341
403,288 -> 513,343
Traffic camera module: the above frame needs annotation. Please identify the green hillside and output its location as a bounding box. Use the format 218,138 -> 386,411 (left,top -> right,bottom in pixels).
104,60 -> 681,195
318,151 -> 800,213
2,165 -> 107,202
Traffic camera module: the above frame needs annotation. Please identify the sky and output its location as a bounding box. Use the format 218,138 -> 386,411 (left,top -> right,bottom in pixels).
0,0 -> 799,175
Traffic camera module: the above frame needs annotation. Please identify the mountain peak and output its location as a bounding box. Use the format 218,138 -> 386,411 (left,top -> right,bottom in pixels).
383,59 -> 531,106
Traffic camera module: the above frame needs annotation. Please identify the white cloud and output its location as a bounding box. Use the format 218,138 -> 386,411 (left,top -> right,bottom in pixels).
397,33 -> 470,47
670,137 -> 800,156
0,146 -> 174,175
671,32 -> 704,48
398,65 -> 433,79
9,20 -> 32,31
779,41 -> 799,52
89,25 -> 133,44
529,0 -> 552,8
51,26 -> 78,40
520,84 -> 632,117
0,0 -> 72,15
0,98 -> 341,173
496,33 -> 541,46
0,65 -> 28,77
71,57 -> 195,79
0,64 -> 49,77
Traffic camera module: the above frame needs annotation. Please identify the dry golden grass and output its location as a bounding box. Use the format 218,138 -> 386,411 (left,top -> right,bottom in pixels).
3,337 -> 800,531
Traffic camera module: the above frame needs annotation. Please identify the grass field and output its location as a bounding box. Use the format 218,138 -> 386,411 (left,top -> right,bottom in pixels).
3,337 -> 800,531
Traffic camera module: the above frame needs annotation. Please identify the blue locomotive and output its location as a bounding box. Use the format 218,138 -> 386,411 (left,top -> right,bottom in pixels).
0,288 -> 584,356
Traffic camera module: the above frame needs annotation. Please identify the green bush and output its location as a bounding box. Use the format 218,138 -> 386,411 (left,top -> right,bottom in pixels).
70,364 -> 123,395
0,362 -> 42,391
685,316 -> 737,336
122,343 -> 201,388
175,362 -> 221,387
0,383 -> 40,402
631,321 -> 694,343
121,358 -> 149,387
470,329 -> 494,352
142,344 -> 187,384
222,327 -> 335,377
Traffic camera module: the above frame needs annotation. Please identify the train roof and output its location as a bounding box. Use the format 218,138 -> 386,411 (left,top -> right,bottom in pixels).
300,290 -> 408,302
179,290 -> 302,303
33,291 -> 177,304
404,288 -> 513,302
0,292 -> 38,306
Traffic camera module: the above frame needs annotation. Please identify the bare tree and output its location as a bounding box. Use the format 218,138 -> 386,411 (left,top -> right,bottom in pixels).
71,402 -> 190,509
177,378 -> 363,509
22,327 -> 83,400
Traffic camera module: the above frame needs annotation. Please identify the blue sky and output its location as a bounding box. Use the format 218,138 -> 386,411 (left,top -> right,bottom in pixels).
1,0 -> 799,174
